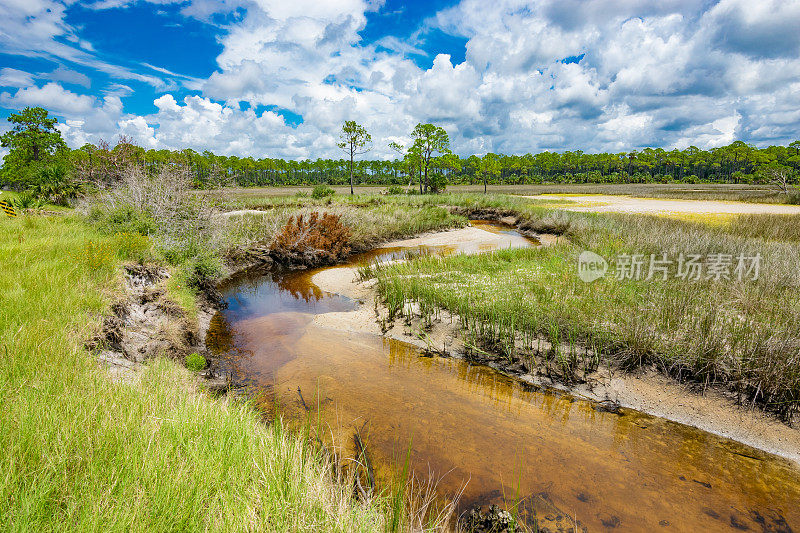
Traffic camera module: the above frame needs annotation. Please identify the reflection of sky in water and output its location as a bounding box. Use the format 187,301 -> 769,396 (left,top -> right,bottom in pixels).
219,270 -> 356,323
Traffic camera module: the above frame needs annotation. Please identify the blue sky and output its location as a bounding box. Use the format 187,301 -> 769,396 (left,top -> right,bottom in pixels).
1,0 -> 799,159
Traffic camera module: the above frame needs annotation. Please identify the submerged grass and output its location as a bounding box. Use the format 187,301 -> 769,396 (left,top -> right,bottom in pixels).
0,213 -> 436,531
367,197 -> 800,418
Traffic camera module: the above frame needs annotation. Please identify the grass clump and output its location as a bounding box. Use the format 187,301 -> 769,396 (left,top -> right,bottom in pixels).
312,184 -> 336,198
185,352 -> 207,371
721,213 -> 800,242
385,185 -> 405,195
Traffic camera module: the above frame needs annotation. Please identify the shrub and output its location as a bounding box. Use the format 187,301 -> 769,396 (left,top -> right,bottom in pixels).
28,163 -> 83,205
91,203 -> 159,236
385,185 -> 405,195
311,184 -> 335,198
185,352 -> 206,371
271,212 -> 350,260
112,231 -> 151,262
9,192 -> 45,210
86,165 -> 216,266
177,249 -> 224,292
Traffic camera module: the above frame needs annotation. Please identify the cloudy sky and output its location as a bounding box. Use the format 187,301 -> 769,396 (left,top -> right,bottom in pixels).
1,0 -> 799,159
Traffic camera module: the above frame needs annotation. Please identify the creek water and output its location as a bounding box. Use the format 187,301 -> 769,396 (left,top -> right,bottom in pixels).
207,222 -> 800,532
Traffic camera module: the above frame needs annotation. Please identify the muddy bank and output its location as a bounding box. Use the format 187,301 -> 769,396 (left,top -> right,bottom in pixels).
89,264 -> 228,392
310,231 -> 800,466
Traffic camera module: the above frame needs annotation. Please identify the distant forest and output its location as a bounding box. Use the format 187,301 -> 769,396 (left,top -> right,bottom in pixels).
2,107 -> 799,191
74,139 -> 799,188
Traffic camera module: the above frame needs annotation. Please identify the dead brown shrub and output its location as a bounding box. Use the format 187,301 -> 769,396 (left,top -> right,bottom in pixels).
271,212 -> 351,263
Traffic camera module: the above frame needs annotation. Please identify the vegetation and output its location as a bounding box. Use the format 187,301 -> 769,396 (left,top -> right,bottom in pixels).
271,212 -> 351,263
0,213 -> 397,531
0,107 -> 67,187
337,121 -> 372,195
410,123 -> 453,193
185,352 -> 207,371
364,196 -> 800,418
312,184 -> 336,199
217,193 -> 467,256
4,108 -> 798,205
19,137 -> 797,194
3,105 -> 799,530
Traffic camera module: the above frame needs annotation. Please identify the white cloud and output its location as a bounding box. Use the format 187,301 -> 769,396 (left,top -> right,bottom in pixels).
0,68 -> 35,88
6,0 -> 799,158
1,83 -> 96,114
46,66 -> 92,88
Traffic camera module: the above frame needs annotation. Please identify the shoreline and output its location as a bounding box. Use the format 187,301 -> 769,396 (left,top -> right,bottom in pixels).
309,230 -> 800,467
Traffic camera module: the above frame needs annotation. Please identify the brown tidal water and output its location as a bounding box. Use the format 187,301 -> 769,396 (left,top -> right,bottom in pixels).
207,223 -> 800,532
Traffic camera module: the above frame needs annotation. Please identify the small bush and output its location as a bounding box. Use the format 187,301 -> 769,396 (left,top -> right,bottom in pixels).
271,212 -> 350,260
112,232 -> 151,262
785,191 -> 800,205
182,250 -> 223,289
28,164 -> 83,206
185,352 -> 206,371
385,185 -> 405,195
10,192 -> 45,210
89,203 -> 159,236
311,184 -> 335,199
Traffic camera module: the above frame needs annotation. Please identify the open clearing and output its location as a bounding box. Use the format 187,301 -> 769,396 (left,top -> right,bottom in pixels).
526,193 -> 800,215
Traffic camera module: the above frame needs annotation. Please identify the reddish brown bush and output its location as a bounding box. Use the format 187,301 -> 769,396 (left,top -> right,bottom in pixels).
271,212 -> 350,263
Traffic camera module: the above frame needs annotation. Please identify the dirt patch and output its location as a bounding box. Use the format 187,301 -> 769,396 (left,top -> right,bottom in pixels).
88,264 -> 227,391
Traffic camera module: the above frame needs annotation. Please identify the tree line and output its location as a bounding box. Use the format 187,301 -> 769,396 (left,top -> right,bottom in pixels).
1,107 -> 799,204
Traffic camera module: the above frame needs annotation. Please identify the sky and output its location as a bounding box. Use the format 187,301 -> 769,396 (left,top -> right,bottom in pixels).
1,0 -> 799,160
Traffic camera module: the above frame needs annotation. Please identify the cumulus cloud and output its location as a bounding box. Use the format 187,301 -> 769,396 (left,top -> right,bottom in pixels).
1,83 -> 96,115
3,0 -> 800,158
706,0 -> 800,59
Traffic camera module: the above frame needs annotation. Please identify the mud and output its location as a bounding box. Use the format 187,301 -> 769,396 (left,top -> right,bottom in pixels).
89,264 -> 224,389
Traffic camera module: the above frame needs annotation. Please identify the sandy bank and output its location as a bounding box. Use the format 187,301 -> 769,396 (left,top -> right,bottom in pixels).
526,194 -> 800,215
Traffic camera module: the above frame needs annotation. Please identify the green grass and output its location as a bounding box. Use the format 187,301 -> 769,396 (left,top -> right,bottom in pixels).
0,190 -> 21,203
213,183 -> 793,204
722,213 -> 800,242
0,213 -> 399,531
366,199 -> 800,418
